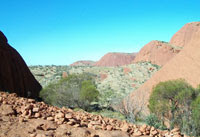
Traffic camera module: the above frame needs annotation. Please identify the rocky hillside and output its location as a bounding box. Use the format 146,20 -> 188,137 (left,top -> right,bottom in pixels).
133,23 -> 200,66
94,52 -> 137,67
70,60 -> 95,66
0,31 -> 41,98
170,22 -> 200,47
30,62 -> 160,107
133,41 -> 181,66
127,22 -> 200,114
0,91 -> 184,137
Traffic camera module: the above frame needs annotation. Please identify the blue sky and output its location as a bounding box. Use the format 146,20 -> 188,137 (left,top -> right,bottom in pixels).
0,0 -> 199,65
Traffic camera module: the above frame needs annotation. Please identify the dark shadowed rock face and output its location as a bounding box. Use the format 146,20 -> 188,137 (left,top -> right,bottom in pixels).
0,31 -> 42,98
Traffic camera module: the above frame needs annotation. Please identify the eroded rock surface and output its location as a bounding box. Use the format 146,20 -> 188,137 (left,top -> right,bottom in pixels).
170,22 -> 200,47
133,40 -> 181,66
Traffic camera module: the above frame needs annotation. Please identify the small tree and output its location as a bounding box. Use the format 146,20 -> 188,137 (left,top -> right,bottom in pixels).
80,80 -> 99,110
39,83 -> 58,105
40,73 -> 99,111
149,79 -> 197,129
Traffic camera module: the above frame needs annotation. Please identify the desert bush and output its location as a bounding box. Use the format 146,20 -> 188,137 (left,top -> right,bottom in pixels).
191,96 -> 200,136
98,89 -> 117,109
145,114 -> 167,130
80,80 -> 99,103
91,109 -> 126,120
149,79 -> 196,129
117,95 -> 144,123
149,79 -> 200,136
40,73 -> 99,111
39,82 -> 58,105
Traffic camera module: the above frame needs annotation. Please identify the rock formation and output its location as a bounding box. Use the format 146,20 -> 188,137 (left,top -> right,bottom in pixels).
133,40 -> 181,66
70,60 -> 95,66
133,22 -> 200,66
0,31 -> 42,98
127,22 -> 200,114
170,22 -> 200,47
95,52 -> 137,67
0,91 -> 184,137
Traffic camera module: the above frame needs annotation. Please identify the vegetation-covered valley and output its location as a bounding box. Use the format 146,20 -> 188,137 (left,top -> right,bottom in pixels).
29,62 -> 160,110
29,63 -> 200,136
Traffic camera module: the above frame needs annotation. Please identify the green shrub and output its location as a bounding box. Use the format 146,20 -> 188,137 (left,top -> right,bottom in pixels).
149,79 -> 196,129
80,80 -> 99,103
91,109 -> 126,121
191,96 -> 200,136
40,73 -> 99,111
98,89 -> 117,108
149,79 -> 200,136
145,114 -> 167,130
39,82 -> 58,105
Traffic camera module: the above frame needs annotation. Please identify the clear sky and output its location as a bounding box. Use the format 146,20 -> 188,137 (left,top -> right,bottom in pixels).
0,0 -> 199,65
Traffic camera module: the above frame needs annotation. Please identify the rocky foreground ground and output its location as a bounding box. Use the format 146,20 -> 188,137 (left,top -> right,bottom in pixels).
0,92 -> 184,137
